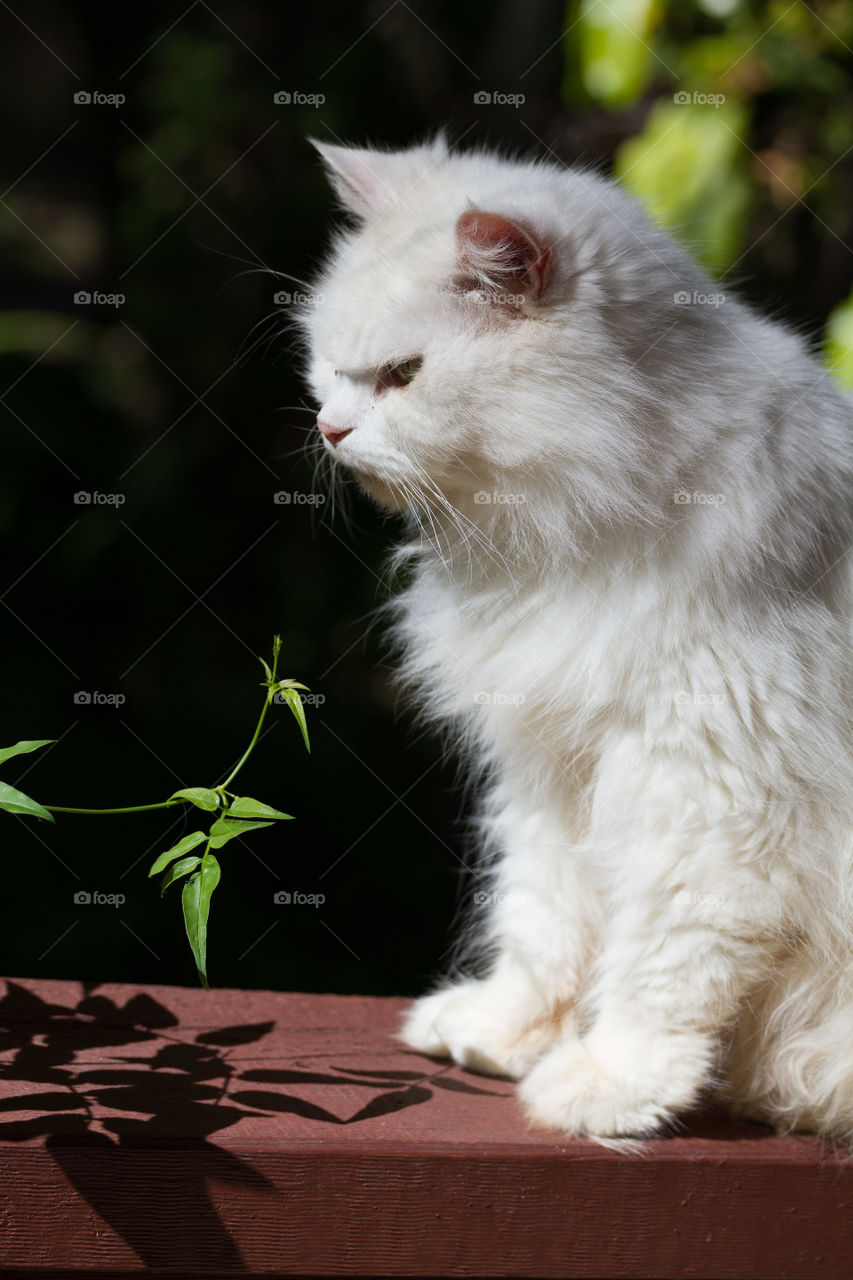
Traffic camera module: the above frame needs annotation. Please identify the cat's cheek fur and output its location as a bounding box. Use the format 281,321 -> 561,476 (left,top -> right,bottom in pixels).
347,466 -> 406,511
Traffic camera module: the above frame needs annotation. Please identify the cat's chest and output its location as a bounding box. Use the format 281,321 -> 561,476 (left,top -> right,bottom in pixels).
399,569 -> 640,730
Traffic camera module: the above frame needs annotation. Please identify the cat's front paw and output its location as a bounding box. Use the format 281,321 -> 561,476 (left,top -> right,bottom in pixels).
518,1027 -> 710,1138
401,980 -> 563,1080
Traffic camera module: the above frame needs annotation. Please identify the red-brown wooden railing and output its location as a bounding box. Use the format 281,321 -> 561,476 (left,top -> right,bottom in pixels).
0,977 -> 851,1277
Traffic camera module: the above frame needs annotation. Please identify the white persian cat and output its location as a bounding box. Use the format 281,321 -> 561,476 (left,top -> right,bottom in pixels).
301,134 -> 853,1142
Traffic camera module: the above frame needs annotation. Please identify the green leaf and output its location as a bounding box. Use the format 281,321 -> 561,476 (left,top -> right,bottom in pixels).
207,816 -> 274,849
0,739 -> 54,768
182,852 -> 221,988
0,780 -> 54,822
148,830 -> 208,877
614,101 -> 752,271
168,787 -> 220,812
259,656 -> 273,682
160,854 -> 202,895
826,289 -> 853,389
226,795 -> 293,821
280,687 -> 310,753
576,0 -> 662,109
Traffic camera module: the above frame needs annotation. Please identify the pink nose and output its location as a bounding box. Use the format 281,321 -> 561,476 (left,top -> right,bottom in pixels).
317,419 -> 353,448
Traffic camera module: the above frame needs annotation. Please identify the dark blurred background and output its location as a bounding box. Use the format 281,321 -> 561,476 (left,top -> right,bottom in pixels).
1,0 -> 852,996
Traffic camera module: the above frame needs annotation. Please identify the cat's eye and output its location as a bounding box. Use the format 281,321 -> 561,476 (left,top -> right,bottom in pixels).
376,356 -> 423,392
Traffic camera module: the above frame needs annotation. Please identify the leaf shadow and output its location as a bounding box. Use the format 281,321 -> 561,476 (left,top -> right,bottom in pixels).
0,980 -> 509,1270
0,981 -> 276,1269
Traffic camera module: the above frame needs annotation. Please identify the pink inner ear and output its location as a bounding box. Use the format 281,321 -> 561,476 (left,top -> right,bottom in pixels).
455,209 -> 551,299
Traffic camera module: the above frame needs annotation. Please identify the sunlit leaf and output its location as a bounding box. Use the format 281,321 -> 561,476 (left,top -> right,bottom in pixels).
226,795 -> 293,821
207,816 -> 274,848
0,740 -> 54,768
280,687 -> 310,753
148,830 -> 207,877
614,100 -> 752,270
168,787 -> 220,812
825,289 -> 853,389
182,852 -> 221,988
575,0 -> 662,108
160,854 -> 202,895
0,780 -> 54,822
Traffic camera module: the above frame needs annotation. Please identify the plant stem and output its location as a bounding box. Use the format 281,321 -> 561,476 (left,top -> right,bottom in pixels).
43,801 -> 179,815
217,645 -> 280,792
38,639 -> 281,817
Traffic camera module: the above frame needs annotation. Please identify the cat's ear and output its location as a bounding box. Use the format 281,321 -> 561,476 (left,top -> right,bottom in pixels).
310,136 -> 448,218
454,209 -> 552,301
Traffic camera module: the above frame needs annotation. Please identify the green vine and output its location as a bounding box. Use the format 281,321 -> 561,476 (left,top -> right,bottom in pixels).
0,636 -> 309,987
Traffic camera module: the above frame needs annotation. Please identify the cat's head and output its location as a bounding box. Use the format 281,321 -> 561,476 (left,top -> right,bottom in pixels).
302,137 -> 708,537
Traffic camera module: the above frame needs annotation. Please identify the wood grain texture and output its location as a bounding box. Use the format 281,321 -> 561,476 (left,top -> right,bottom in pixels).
0,976 -> 850,1277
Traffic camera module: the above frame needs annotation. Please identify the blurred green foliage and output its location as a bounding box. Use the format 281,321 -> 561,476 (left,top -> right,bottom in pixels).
572,0 -> 853,381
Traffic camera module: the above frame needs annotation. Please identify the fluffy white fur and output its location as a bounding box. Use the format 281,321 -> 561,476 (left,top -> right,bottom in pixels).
300,134 -> 853,1143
